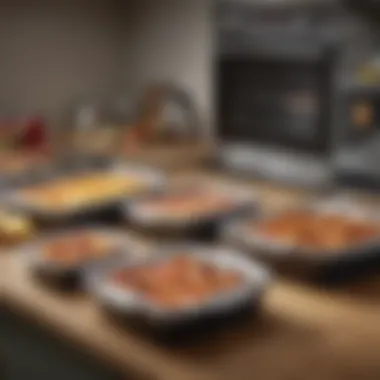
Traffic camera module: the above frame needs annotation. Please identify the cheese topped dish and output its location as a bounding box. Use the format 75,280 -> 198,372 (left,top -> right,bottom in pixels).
111,255 -> 242,309
19,173 -> 147,210
254,210 -> 380,251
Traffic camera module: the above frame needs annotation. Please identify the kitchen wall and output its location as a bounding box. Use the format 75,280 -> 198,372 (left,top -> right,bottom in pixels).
2,0 -> 377,133
122,0 -> 214,133
0,0 -> 125,124
0,0 -> 214,131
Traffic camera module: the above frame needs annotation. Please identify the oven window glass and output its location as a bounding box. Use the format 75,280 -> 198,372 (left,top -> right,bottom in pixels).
218,58 -> 332,154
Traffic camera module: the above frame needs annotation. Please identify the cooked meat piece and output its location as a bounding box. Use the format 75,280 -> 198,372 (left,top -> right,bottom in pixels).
110,255 -> 243,309
43,233 -> 108,265
139,191 -> 235,218
254,211 -> 380,252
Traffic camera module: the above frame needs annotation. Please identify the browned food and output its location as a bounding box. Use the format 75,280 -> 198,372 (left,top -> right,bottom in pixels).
111,255 -> 242,308
254,210 -> 380,251
19,173 -> 147,210
139,190 -> 236,218
43,232 -> 110,265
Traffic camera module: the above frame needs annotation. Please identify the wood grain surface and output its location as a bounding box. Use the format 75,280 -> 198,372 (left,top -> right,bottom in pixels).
1,165 -> 380,380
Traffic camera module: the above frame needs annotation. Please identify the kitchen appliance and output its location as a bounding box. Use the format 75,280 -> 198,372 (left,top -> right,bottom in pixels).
331,1 -> 380,189
332,84 -> 380,188
215,0 -> 341,188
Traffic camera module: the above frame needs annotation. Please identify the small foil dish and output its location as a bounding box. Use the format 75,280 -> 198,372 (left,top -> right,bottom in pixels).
125,182 -> 259,241
221,197 -> 380,283
19,226 -> 150,289
7,162 -> 165,222
86,244 -> 271,341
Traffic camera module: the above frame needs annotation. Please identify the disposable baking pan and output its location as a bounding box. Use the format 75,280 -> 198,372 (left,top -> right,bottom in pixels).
19,226 -> 150,290
6,162 -> 166,226
86,244 -> 271,342
221,199 -> 380,285
125,182 -> 259,242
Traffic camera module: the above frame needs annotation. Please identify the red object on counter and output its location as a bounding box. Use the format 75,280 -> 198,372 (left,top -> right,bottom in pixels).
18,116 -> 48,151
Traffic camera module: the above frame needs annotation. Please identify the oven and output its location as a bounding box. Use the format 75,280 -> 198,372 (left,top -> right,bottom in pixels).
218,50 -> 335,155
215,1 -> 339,187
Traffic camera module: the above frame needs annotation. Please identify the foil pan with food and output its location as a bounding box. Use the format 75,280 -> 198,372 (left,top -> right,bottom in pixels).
20,227 -> 149,288
125,183 -> 258,240
0,209 -> 35,246
7,163 -> 165,221
86,244 -> 271,337
221,200 -> 380,276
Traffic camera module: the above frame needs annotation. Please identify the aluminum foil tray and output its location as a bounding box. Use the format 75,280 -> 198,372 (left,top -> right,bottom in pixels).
221,197 -> 380,267
86,244 -> 271,328
125,182 -> 259,234
6,162 -> 166,221
18,226 -> 150,288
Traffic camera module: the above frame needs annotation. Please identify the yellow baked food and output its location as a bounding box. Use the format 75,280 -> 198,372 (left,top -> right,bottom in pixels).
0,211 -> 34,245
20,173 -> 147,210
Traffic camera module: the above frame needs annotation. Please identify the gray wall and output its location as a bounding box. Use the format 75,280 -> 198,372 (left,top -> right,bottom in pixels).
122,0 -> 214,132
0,1 -> 124,124
1,0 -> 377,133
0,0 -> 214,130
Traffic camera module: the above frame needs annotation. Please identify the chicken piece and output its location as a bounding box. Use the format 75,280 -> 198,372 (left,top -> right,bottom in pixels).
43,233 -> 108,265
111,255 -> 243,309
140,191 -> 234,218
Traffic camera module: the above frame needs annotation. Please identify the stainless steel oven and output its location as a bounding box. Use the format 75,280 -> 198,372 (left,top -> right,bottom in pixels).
218,51 -> 335,155
215,1 -> 339,187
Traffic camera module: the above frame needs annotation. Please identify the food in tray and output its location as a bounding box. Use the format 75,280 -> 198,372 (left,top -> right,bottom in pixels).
42,232 -> 112,266
110,255 -> 243,308
253,210 -> 380,251
135,189 -> 237,219
0,211 -> 34,245
19,173 -> 148,209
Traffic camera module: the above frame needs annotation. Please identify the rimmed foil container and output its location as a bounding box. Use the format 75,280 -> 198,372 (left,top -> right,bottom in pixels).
221,196 -> 380,284
86,244 -> 272,341
6,161 -> 166,226
124,182 -> 259,241
18,226 -> 150,289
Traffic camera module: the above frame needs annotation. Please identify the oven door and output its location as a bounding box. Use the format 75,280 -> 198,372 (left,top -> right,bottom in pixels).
216,53 -> 335,187
217,55 -> 333,154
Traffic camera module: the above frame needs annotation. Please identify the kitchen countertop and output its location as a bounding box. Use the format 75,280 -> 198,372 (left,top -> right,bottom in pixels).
2,165 -> 380,380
